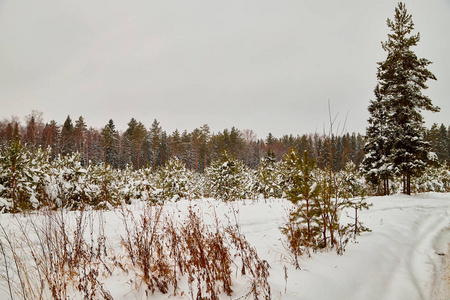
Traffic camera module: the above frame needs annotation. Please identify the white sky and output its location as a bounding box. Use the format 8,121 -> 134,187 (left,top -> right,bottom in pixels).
1,0 -> 449,138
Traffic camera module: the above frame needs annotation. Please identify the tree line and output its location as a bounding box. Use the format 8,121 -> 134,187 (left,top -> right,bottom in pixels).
1,110 -> 448,174
0,110 -> 368,172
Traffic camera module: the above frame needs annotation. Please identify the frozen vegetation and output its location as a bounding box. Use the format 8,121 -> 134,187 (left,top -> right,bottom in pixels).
0,142 -> 449,299
0,194 -> 448,299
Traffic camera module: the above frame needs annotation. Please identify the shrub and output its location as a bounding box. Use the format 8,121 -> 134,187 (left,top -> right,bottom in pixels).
253,155 -> 283,199
152,158 -> 199,202
205,151 -> 248,201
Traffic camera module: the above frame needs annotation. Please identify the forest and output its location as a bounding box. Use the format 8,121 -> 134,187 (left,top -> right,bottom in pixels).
0,111 -> 449,171
0,110 -> 449,212
0,111 -> 368,171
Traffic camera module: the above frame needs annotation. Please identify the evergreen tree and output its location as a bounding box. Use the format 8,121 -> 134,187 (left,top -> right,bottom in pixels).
191,128 -> 202,172
0,122 -> 14,148
0,139 -> 50,211
254,150 -> 282,198
229,127 -> 245,159
266,133 -> 275,151
279,148 -> 351,264
434,124 -> 449,163
282,149 -> 321,252
181,130 -> 191,167
24,111 -> 44,150
106,119 -> 120,167
170,129 -> 182,158
157,131 -> 169,167
24,115 -> 37,149
375,2 -> 439,195
74,116 -> 87,163
205,150 -> 247,201
124,118 -> 147,170
123,118 -> 137,167
149,119 -> 162,170
61,115 -> 75,155
199,124 -> 211,172
84,127 -> 103,165
133,122 -> 147,170
100,124 -> 115,165
447,126 -> 450,163
42,120 -> 60,157
362,85 -> 393,195
154,158 -> 196,202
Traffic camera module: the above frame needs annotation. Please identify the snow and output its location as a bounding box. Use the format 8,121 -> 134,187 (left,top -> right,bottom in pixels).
0,193 -> 448,299
209,193 -> 450,300
289,193 -> 449,300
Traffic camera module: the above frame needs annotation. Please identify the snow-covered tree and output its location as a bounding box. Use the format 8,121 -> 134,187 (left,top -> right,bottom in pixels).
336,162 -> 371,240
281,149 -> 322,258
337,162 -> 367,200
414,161 -> 450,193
0,140 -> 51,211
253,151 -> 282,198
49,152 -> 89,209
376,2 -> 439,195
153,158 -> 198,202
427,123 -> 450,164
362,85 -> 393,195
87,163 -> 122,208
205,150 -> 247,201
127,167 -> 155,202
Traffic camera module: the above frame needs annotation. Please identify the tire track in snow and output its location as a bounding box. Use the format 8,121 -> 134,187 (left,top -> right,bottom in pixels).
381,206 -> 450,300
442,243 -> 450,298
408,215 -> 448,299
430,233 -> 450,299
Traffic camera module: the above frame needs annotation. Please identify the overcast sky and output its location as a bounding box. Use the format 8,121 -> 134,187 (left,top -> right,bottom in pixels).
1,0 -> 449,138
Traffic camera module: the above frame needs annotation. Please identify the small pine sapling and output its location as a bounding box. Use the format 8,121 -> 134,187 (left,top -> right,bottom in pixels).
254,150 -> 283,199
281,149 -> 322,260
205,150 -> 247,202
346,194 -> 372,240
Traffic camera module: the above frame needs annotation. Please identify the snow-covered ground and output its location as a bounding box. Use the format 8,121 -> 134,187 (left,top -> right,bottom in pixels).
199,193 -> 450,300
0,193 -> 449,299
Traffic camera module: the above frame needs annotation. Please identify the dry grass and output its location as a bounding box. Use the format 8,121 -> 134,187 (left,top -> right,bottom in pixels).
0,209 -> 114,300
120,203 -> 271,299
0,202 -> 271,299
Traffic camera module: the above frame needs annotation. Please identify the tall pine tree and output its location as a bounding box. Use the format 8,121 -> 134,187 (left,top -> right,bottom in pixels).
369,2 -> 439,195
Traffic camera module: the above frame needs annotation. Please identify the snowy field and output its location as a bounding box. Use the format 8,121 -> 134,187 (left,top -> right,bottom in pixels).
0,193 -> 449,300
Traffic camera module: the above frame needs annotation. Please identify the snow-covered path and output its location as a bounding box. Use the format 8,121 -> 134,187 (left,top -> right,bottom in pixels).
228,193 -> 450,300
363,194 -> 450,300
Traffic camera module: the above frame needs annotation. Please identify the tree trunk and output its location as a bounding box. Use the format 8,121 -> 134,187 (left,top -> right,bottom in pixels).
406,172 -> 411,195
403,174 -> 406,194
306,198 -> 311,247
153,146 -> 156,171
383,176 -> 390,196
195,148 -> 198,172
